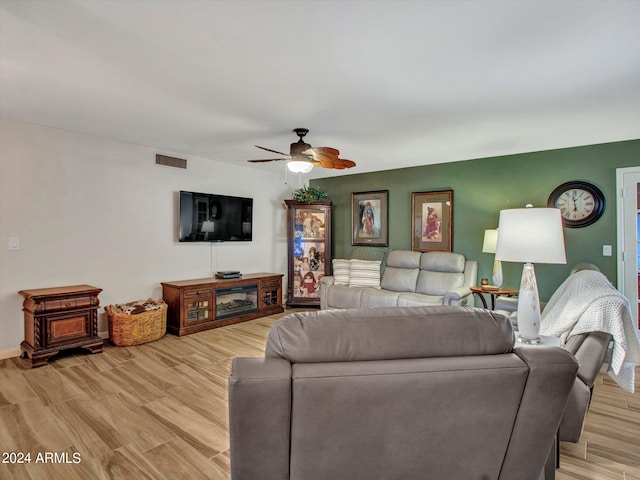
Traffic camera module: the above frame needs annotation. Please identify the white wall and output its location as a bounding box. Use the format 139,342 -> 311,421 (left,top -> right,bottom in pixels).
0,118 -> 291,354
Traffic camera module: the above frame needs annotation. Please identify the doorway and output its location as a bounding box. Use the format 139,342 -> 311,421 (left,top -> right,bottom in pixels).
617,166 -> 640,329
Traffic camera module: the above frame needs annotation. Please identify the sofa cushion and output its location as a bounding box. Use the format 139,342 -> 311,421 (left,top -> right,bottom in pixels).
265,306 -> 515,363
416,271 -> 465,296
348,259 -> 382,288
362,289 -> 400,308
398,292 -> 445,306
381,266 -> 419,292
287,356 -> 532,480
332,259 -> 351,285
326,285 -> 365,309
420,251 -> 465,273
387,250 -> 421,269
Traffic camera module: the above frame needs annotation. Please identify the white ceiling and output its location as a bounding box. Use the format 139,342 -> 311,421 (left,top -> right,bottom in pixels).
1,0 -> 639,179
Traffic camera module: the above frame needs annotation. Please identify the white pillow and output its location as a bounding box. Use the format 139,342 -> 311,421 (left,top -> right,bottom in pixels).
348,259 -> 381,289
332,259 -> 351,285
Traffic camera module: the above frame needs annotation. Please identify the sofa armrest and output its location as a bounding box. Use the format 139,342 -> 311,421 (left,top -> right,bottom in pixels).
319,276 -> 335,309
229,358 -> 292,480
443,287 -> 473,306
501,346 -> 579,478
566,331 -> 613,388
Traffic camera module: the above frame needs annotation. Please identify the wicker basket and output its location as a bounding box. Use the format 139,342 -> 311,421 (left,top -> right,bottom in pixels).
106,300 -> 167,347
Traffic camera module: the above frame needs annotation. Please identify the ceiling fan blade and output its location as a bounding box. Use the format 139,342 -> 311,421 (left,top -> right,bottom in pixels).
255,145 -> 290,156
247,158 -> 288,163
313,146 -> 340,156
318,158 -> 335,168
303,147 -> 340,159
319,158 -> 357,169
313,151 -> 339,164
340,159 -> 357,168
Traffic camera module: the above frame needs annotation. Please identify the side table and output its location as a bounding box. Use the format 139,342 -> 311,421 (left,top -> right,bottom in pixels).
515,334 -> 562,347
19,285 -> 103,367
470,286 -> 518,310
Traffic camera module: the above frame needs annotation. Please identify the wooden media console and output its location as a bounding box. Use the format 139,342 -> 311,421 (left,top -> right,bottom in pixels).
161,273 -> 284,336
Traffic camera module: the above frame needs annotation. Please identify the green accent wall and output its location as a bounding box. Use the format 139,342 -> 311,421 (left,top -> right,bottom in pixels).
312,139 -> 640,302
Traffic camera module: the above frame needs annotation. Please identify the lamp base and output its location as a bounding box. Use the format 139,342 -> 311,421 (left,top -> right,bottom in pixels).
517,335 -> 541,345
492,259 -> 503,288
515,262 -> 542,344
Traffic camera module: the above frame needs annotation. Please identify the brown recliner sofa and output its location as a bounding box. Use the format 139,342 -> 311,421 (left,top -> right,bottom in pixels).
229,306 -> 578,480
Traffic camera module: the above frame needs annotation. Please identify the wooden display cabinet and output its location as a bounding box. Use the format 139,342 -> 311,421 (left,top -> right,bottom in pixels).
162,272 -> 284,336
284,200 -> 332,307
19,285 -> 103,367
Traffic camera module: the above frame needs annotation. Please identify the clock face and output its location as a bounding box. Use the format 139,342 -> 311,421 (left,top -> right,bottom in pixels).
554,189 -> 595,221
547,181 -> 605,228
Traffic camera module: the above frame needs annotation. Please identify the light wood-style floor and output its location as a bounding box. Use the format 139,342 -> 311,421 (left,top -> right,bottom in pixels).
0,311 -> 638,480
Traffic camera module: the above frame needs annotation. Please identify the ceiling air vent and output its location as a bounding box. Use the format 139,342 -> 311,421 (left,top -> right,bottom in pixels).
156,154 -> 187,169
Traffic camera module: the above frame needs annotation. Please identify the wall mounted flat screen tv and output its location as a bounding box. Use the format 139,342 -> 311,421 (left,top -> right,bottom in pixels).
179,191 -> 253,242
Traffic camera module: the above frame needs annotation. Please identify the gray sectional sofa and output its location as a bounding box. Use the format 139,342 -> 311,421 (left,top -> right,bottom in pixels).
320,250 -> 477,310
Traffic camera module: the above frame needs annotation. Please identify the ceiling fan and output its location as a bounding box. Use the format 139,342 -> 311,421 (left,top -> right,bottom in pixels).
248,128 -> 356,173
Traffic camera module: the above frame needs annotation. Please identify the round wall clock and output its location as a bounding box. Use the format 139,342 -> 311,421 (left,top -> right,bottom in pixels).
547,181 -> 605,228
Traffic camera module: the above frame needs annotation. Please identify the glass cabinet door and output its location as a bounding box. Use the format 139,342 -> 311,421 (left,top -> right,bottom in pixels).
186,299 -> 211,323
286,200 -> 332,307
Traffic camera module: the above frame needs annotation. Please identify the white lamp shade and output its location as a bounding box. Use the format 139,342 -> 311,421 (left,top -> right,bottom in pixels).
287,160 -> 314,174
482,229 -> 498,254
495,208 -> 566,264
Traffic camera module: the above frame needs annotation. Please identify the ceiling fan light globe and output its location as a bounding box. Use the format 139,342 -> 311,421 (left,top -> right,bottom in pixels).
287,160 -> 314,174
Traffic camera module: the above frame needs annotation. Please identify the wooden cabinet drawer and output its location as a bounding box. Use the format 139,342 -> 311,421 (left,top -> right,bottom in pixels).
261,278 -> 281,289
75,296 -> 95,308
43,295 -> 94,312
184,287 -> 213,299
45,298 -> 76,310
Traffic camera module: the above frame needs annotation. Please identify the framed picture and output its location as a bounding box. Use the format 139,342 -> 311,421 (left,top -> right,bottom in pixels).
352,190 -> 389,246
411,190 -> 453,252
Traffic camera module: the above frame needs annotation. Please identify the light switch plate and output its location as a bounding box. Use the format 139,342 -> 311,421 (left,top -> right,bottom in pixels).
602,245 -> 612,256
9,237 -> 20,250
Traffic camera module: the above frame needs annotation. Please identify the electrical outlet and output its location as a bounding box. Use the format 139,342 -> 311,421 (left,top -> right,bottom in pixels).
602,245 -> 612,256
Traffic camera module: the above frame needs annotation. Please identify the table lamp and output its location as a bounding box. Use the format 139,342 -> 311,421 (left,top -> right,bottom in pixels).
482,229 -> 502,287
495,206 -> 566,344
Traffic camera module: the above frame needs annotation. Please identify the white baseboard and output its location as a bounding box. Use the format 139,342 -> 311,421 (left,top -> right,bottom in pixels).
0,347 -> 21,360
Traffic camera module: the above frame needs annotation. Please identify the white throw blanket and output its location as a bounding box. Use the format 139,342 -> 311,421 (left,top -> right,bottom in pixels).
540,269 -> 640,392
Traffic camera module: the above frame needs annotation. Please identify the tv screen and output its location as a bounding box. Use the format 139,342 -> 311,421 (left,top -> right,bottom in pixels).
179,191 -> 253,242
